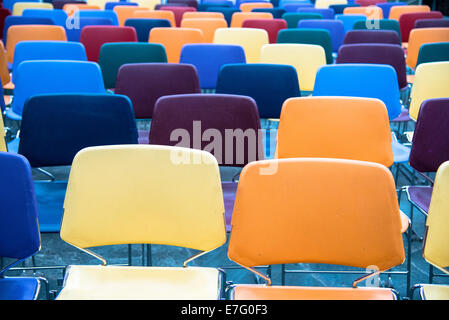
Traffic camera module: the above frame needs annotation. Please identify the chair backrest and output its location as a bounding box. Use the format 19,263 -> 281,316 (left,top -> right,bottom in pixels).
77,9 -> 119,25
98,42 -> 167,89
252,7 -> 285,19
12,2 -> 53,16
12,41 -> 87,83
22,8 -> 68,27
416,42 -> 449,68
149,27 -> 204,63
228,158 -> 405,270
0,152 -> 40,273
114,5 -> 148,25
424,160 -> 449,271
335,14 -> 366,33
315,0 -> 346,9
115,63 -> 200,119
409,62 -> 449,121
297,7 -> 334,19
343,6 -> 383,19
167,0 -> 198,8
241,18 -> 287,43
344,29 -> 400,45
389,5 -> 430,21
52,0 -> 86,10
260,43 -> 325,92
105,1 -> 138,10
3,15 -> 55,45
352,18 -> 401,37
4,0 -> 38,11
399,11 -> 443,43
281,12 -> 322,29
133,10 -> 176,27
182,11 -> 225,20
149,94 -> 263,167
357,0 -> 385,6
206,7 -> 239,26
376,2 -> 406,19
216,63 -> 301,119
179,44 -> 246,89
18,94 -> 138,167
230,11 -> 272,28
124,18 -> 171,42
66,17 -> 114,42
297,19 -> 344,52
276,97 -> 393,167
180,18 -> 227,43
160,6 -> 196,27
414,19 -> 449,29
11,60 -> 105,118
240,2 -> 272,12
336,43 -> 407,90
406,28 -> 449,69
60,145 -> 226,251
64,3 -> 101,14
213,27 -> 267,63
313,64 -> 402,121
80,25 -> 137,62
0,42 -> 10,86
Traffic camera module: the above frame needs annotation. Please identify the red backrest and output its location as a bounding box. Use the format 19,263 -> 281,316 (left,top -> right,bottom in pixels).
399,11 -> 443,42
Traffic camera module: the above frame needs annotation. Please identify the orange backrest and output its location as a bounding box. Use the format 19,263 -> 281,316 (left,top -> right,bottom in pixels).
149,27 -> 204,62
6,25 -> 67,63
228,158 -> 405,271
114,6 -> 149,25
63,4 -> 101,16
180,18 -> 227,43
133,10 -> 176,27
389,5 -> 430,20
276,97 -> 393,167
182,11 -> 224,20
343,6 -> 383,19
240,2 -> 273,12
230,12 -> 273,28
406,28 -> 449,69
0,42 -> 10,85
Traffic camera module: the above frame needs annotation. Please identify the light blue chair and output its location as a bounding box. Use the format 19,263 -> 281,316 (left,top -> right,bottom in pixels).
77,10 -> 119,26
22,9 -> 68,27
335,14 -> 366,33
298,19 -> 345,52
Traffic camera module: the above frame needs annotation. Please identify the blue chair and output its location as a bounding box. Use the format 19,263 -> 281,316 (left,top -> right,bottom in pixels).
297,7 -> 334,19
313,64 -> 402,121
180,44 -> 246,90
298,19 -> 345,53
22,9 -> 68,27
17,94 -> 138,232
205,7 -> 240,26
77,9 -> 119,26
252,8 -> 286,18
3,0 -> 39,11
105,1 -> 138,10
12,41 -> 87,83
197,1 -> 233,11
329,3 -> 360,14
6,61 -> 105,120
0,152 -> 43,300
3,16 -> 54,44
335,14 -> 366,33
282,3 -> 314,12
65,17 -> 114,42
124,18 -> 171,42
376,1 -> 406,19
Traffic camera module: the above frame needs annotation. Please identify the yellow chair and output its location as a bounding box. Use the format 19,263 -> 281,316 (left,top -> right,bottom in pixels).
12,2 -> 53,16
230,12 -> 272,28
134,0 -> 160,9
315,0 -> 347,9
260,43 -> 325,92
240,2 -> 273,12
412,161 -> 449,300
213,27 -> 268,63
409,62 -> 449,121
0,112 -> 6,152
57,145 -> 227,300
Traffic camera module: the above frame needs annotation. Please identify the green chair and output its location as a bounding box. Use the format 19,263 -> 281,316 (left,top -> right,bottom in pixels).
353,19 -> 401,41
98,42 -> 167,89
281,12 -> 322,29
416,42 -> 449,68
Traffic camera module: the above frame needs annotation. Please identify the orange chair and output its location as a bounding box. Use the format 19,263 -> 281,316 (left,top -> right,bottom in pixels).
133,10 -> 176,27
114,6 -> 150,26
180,18 -> 227,43
0,42 -> 10,86
343,6 -> 383,19
230,12 -> 272,28
63,4 -> 101,16
149,28 -> 204,62
6,25 -> 67,63
240,2 -> 273,12
389,5 -> 430,20
228,158 -> 405,300
182,12 -> 224,20
406,28 -> 449,69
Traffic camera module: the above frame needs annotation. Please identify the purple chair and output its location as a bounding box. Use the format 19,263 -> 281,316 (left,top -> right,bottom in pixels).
343,30 -> 401,45
114,63 -> 201,144
414,19 -> 449,29
149,94 -> 264,231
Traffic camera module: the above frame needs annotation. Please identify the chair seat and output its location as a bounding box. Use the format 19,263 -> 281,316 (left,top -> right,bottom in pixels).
0,277 -> 40,300
138,129 -> 149,144
406,186 -> 433,215
392,138 -> 411,163
222,181 -> 238,232
231,284 -> 396,300
56,265 -> 222,300
420,284 -> 449,300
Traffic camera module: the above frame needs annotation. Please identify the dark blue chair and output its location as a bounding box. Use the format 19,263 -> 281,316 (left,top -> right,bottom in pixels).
376,1 -> 406,19
298,19 -> 345,52
18,94 -> 138,232
252,7 -> 286,18
282,3 -> 313,12
205,7 -> 240,26
22,8 -> 68,27
124,18 -> 171,42
180,44 -> 246,89
3,16 -> 54,44
65,17 -> 114,42
329,3 -> 360,14
0,152 -> 42,300
197,1 -> 233,11
105,1 -> 138,10
297,7 -> 334,19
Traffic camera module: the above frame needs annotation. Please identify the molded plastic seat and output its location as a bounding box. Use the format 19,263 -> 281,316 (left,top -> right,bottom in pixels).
376,2 -> 406,19
160,6 -> 196,27
297,19 -> 344,52
240,2 -> 272,12
389,5 -> 430,21
12,2 -> 53,16
182,11 -> 225,20
297,7 -> 334,19
22,8 -> 68,26
76,9 -> 120,25
414,19 -> 449,29
133,10 -> 176,27
230,12 -> 272,28
124,18 -> 171,42
335,14 -> 366,33
105,1 -> 138,10
52,0 -> 87,10
399,11 -> 443,43
343,6 -> 383,19
114,6 -> 148,25
416,42 -> 449,68
419,284 -> 449,300
406,28 -> 449,69
352,18 -> 401,39
281,12 -> 322,29
181,18 -> 227,43
66,17 -> 114,42
205,7 -> 239,26
0,277 -> 40,300
344,29 -> 400,45
241,18 -> 287,43
252,8 -> 285,19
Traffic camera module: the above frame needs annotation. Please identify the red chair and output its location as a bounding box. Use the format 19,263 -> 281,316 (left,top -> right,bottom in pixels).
0,8 -> 10,41
399,11 -> 443,42
356,0 -> 386,6
160,6 -> 196,27
80,26 -> 137,62
242,19 -> 287,43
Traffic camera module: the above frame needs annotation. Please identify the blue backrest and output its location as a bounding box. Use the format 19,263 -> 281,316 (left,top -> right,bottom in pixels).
3,16 -> 55,44
329,3 -> 360,14
12,41 -> 87,83
77,10 -> 119,26
18,94 -> 138,167
10,60 -> 105,119
180,44 -> 246,89
0,152 -> 40,273
216,63 -> 301,118
105,1 -> 138,10
3,0 -> 39,11
297,7 -> 334,19
376,2 -> 406,19
282,3 -> 313,12
22,9 -> 68,27
124,18 -> 171,42
65,17 -> 114,42
252,8 -> 286,18
335,14 -> 366,33
298,19 -> 345,52
313,64 -> 402,120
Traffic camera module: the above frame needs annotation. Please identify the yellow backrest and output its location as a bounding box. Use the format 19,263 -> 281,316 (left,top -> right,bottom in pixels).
315,0 -> 347,9
60,145 -> 227,252
213,27 -> 268,63
134,0 -> 160,9
424,161 -> 449,272
0,112 -> 6,152
260,43 -> 325,92
409,62 -> 449,121
12,2 -> 53,15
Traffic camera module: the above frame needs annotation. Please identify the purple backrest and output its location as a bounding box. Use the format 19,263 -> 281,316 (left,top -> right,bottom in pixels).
149,94 -> 264,167
409,98 -> 449,173
114,63 -> 201,119
336,43 -> 407,90
343,30 -> 400,45
415,19 -> 449,29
